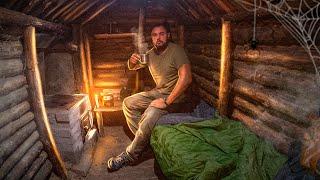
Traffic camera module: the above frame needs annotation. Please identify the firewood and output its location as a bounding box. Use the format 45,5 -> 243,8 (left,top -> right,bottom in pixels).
0,131 -> 39,179
0,122 -> 37,163
233,79 -> 316,126
5,141 -> 43,180
233,96 -> 305,139
0,75 -> 26,96
0,86 -> 28,113
232,109 -> 291,154
192,73 -> 219,97
21,151 -> 48,180
0,101 -> 30,128
0,112 -> 34,142
0,59 -> 23,78
33,160 -> 53,180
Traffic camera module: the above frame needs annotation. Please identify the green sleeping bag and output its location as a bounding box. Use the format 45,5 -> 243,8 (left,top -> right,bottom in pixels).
150,116 -> 286,180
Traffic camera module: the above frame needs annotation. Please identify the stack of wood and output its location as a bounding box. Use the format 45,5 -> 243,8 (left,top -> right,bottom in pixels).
0,36 -> 53,179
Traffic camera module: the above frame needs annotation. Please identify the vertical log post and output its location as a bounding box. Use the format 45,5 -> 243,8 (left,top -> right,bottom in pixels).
24,26 -> 67,178
178,25 -> 184,47
79,28 -> 90,94
83,32 -> 95,107
218,20 -> 232,116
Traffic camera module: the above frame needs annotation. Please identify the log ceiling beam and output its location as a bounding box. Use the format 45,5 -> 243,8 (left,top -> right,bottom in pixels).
211,0 -> 234,13
43,0 -> 68,19
81,0 -> 118,26
50,0 -> 77,21
0,7 -> 70,34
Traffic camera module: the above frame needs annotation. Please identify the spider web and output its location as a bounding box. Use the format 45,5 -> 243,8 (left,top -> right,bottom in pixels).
235,0 -> 320,86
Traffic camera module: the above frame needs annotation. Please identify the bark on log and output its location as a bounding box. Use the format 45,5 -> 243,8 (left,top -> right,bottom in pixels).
186,44 -> 221,58
192,73 -> 219,97
192,85 -> 218,107
233,96 -> 305,139
232,109 -> 291,154
0,40 -> 23,59
0,59 -> 23,78
0,131 -> 39,179
0,101 -> 30,128
233,61 -> 318,95
0,112 -> 34,142
234,45 -> 320,71
24,26 -> 66,178
5,141 -> 43,180
83,33 -> 94,107
0,86 -> 28,112
21,151 -> 48,180
192,65 -> 220,82
0,7 -> 69,34
33,160 -> 53,180
79,28 -> 90,94
0,122 -> 37,163
0,75 -> 27,96
188,53 -> 220,71
233,79 -> 316,126
94,33 -> 137,39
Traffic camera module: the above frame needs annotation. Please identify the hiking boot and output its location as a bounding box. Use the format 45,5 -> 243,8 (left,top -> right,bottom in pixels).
107,152 -> 134,171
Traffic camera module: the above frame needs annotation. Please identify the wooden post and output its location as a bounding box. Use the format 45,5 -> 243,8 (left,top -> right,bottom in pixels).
24,26 -> 67,178
79,28 -> 90,94
178,25 -> 184,47
83,32 -> 95,107
218,20 -> 232,116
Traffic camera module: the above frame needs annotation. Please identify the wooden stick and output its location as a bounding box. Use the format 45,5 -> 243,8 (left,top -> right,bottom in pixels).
0,75 -> 26,96
81,0 -> 118,26
0,101 -> 30,128
33,160 -> 52,180
0,130 -> 39,179
5,141 -> 43,180
83,32 -> 95,107
24,26 -> 67,178
0,122 -> 36,163
0,86 -> 28,112
0,7 -> 69,34
218,20 -> 232,117
79,28 -> 90,94
22,151 -> 48,180
0,112 -> 34,142
232,109 -> 291,154
0,59 -> 23,78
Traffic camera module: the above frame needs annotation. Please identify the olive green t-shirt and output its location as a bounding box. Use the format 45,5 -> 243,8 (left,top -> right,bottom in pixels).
128,42 -> 190,102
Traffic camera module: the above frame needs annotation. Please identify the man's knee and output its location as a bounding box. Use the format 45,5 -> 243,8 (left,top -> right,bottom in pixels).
122,95 -> 135,109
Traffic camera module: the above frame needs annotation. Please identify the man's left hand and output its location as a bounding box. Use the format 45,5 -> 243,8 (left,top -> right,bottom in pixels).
149,98 -> 167,109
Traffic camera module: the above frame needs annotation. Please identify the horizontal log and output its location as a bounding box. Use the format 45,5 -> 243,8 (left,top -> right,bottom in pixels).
22,151 -> 48,180
233,61 -> 318,95
94,33 -> 137,39
33,160 -> 53,180
0,112 -> 34,142
192,85 -> 218,107
185,29 -> 221,44
0,75 -> 27,96
0,121 -> 37,163
0,59 -> 23,78
0,86 -> 29,112
192,65 -> 219,82
232,109 -> 291,154
233,96 -> 305,139
0,7 -> 69,34
188,53 -> 220,72
5,141 -> 43,180
192,73 -> 219,97
234,45 -> 320,71
0,40 -> 23,59
0,101 -> 30,128
233,79 -> 317,126
186,44 -> 221,58
0,131 -> 39,179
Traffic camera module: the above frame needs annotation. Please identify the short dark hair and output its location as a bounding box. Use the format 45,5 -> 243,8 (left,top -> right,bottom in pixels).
151,22 -> 171,34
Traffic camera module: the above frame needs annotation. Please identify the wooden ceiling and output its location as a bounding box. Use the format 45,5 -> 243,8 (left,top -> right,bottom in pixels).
0,0 -> 241,26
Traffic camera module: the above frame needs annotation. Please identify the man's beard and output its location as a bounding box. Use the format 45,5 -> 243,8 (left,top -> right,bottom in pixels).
154,41 -> 168,55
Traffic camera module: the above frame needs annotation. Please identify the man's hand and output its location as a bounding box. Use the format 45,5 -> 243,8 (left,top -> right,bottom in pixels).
129,53 -> 140,65
149,98 -> 167,109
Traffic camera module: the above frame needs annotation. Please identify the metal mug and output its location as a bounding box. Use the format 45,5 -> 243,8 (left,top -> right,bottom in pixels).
139,54 -> 148,65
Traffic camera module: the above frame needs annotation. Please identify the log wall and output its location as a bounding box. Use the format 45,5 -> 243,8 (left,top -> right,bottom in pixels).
186,19 -> 320,154
0,35 -> 53,179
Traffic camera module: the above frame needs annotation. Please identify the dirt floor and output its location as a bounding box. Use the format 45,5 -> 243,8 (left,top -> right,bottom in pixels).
51,111 -> 164,180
